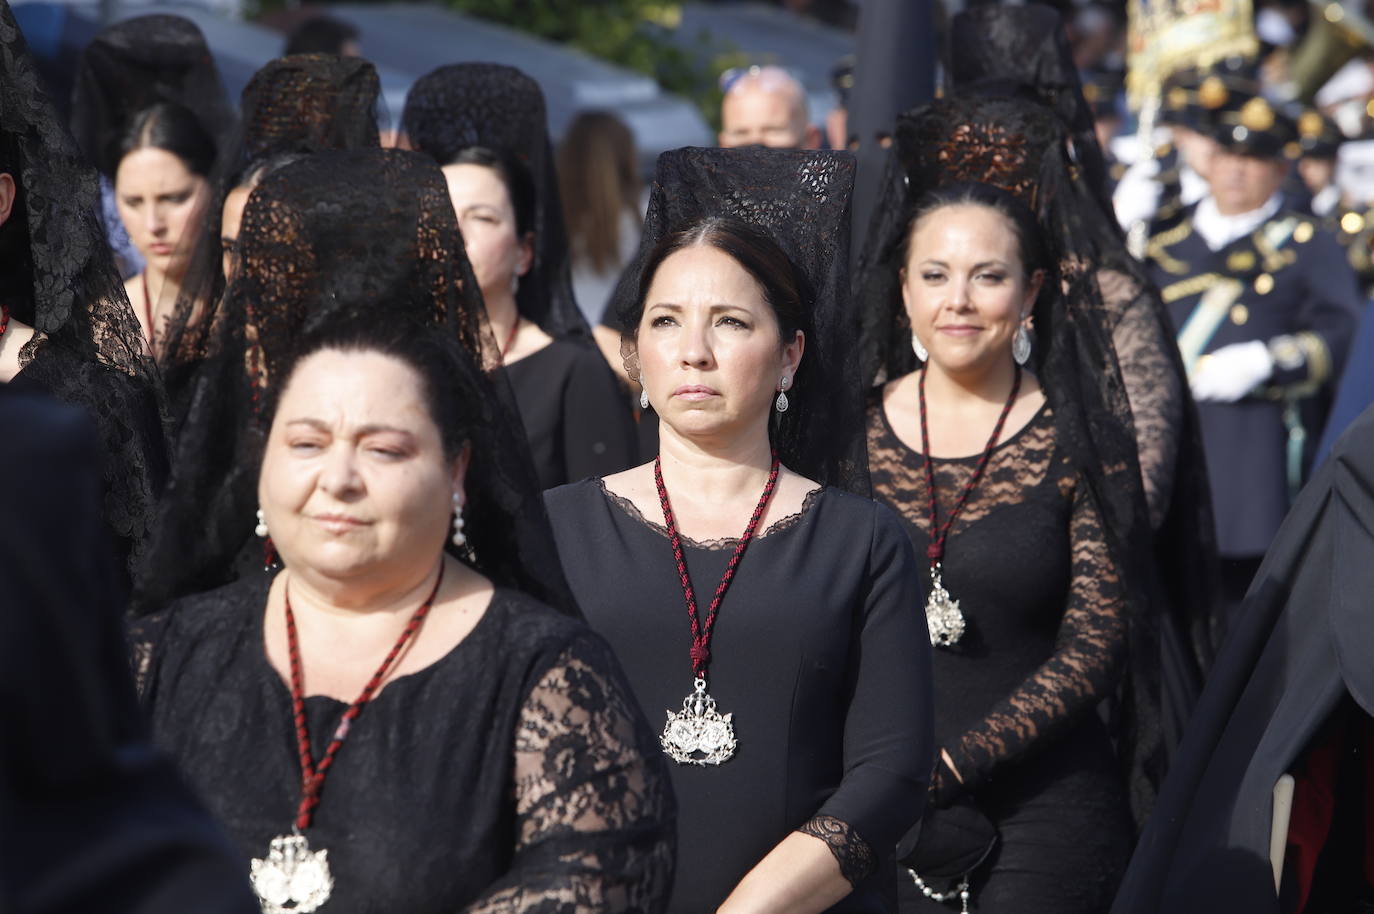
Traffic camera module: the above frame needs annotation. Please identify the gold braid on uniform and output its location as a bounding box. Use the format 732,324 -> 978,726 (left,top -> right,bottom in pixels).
1147,221 -> 1194,276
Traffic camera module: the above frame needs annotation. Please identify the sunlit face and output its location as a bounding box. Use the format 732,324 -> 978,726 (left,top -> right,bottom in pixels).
720,88 -> 808,149
259,349 -> 465,585
115,147 -> 208,277
441,163 -> 532,302
1208,149 -> 1286,215
221,184 -> 252,282
636,244 -> 802,442
902,203 -> 1041,377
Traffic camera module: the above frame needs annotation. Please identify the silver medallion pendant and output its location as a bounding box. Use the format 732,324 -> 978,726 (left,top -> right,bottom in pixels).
251,832 -> 334,913
661,676 -> 737,765
925,565 -> 966,648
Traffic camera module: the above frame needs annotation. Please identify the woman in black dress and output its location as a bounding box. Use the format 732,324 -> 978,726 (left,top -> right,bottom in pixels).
137,315 -> 674,913
546,146 -> 933,913
0,3 -> 168,590
400,63 -> 638,488
856,99 -> 1162,913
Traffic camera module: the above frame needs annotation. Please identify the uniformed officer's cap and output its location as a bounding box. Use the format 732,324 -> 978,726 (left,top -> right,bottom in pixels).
1204,82 -> 1299,159
1160,60 -> 1256,132
1292,108 -> 1344,160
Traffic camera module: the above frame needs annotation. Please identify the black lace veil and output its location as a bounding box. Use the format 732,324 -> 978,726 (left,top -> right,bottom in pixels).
0,0 -> 168,577
140,148 -> 573,616
609,146 -> 865,492
855,96 -> 1172,823
399,63 -> 587,339
70,13 -> 233,178
158,54 -> 382,404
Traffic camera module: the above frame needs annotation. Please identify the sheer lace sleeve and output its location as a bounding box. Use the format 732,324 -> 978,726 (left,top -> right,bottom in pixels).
796,814 -> 878,886
935,475 -> 1129,805
463,635 -> 675,913
1098,267 -> 1182,530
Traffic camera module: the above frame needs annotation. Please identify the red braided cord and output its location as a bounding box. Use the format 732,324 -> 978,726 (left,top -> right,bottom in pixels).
285,562 -> 445,830
655,452 -> 780,676
918,365 -> 1021,566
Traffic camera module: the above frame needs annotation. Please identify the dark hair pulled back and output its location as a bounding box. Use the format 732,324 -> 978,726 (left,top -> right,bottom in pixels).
115,102 -> 217,180
449,145 -> 536,239
621,215 -> 806,343
904,181 -> 1050,280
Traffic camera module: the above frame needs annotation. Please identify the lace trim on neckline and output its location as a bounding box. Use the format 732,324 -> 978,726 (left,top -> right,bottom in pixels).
874,389 -> 1053,463
594,478 -> 826,550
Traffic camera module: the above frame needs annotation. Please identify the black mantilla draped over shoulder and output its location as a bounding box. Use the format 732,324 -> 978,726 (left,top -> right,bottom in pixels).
139,148 -> 573,617
854,88 -> 1210,825
0,0 -> 168,586
400,63 -> 587,340
70,13 -> 233,179
159,54 -> 383,404
609,146 -> 868,493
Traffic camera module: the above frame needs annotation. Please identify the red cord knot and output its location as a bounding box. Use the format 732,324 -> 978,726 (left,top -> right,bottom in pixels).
690,641 -> 711,668
926,543 -> 944,562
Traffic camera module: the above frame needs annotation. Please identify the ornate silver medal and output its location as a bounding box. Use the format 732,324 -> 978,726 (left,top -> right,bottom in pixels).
661,676 -> 737,765
251,832 -> 334,914
925,564 -> 966,647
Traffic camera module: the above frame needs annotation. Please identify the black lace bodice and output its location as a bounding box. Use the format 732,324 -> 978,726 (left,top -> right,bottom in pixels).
545,480 -> 933,913
138,576 -> 674,913
866,392 -> 1128,805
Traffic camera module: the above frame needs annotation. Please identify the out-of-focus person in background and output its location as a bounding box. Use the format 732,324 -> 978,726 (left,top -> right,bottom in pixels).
718,64 -> 821,150
283,14 -> 360,57
1293,108 -> 1344,218
1113,70 -> 1219,234
70,14 -> 232,279
558,110 -> 643,336
113,103 -> 215,353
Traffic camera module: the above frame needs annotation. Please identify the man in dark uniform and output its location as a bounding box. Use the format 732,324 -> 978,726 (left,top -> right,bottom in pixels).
1145,82 -> 1362,633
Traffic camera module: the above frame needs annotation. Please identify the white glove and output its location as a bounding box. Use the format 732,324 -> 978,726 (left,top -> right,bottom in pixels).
1190,340 -> 1274,403
1112,158 -> 1163,230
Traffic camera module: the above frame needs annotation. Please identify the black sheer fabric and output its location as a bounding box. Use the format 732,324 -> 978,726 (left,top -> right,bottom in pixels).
69,13 -> 233,179
400,63 -> 586,339
943,3 -> 1219,688
137,577 -> 674,913
159,54 -> 382,405
140,148 -> 572,617
0,1 -> 168,583
854,96 -> 1169,824
609,146 -> 867,492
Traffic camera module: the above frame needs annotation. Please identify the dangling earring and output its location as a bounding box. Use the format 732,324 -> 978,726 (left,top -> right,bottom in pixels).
451,493 -> 467,548
639,380 -> 650,412
255,508 -> 268,538
775,376 -> 790,413
911,333 -> 928,362
1013,326 -> 1032,366
256,509 -> 278,571
511,273 -> 521,296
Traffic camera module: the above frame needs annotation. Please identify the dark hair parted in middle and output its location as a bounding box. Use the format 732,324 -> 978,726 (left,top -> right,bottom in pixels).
448,144 -> 537,239
903,180 -> 1051,280
115,101 -> 217,178
621,215 -> 806,345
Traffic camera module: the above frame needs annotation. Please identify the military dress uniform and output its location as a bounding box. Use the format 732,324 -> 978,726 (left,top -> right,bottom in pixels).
1145,92 -> 1363,629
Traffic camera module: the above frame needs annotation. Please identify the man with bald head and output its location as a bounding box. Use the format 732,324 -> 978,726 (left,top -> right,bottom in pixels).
718,65 -> 821,149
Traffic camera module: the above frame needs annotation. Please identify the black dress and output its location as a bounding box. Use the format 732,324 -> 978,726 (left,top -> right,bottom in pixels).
865,395 -> 1134,913
505,338 -> 638,489
139,575 -> 675,913
544,480 -> 934,914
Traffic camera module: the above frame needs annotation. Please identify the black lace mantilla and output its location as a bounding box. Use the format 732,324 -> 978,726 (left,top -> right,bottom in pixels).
797,814 -> 878,886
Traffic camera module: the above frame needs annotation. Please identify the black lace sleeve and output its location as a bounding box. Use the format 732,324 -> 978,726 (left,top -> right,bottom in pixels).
796,814 -> 878,886
935,475 -> 1129,805
1098,268 -> 1182,530
464,635 -> 675,913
